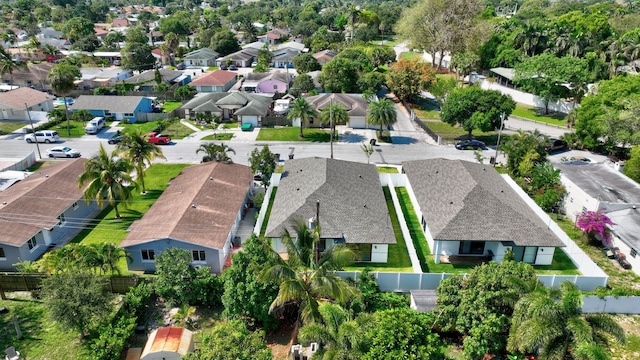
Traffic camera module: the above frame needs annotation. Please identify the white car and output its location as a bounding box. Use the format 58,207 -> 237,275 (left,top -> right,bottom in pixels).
46,146 -> 81,158
25,130 -> 60,143
85,117 -> 106,134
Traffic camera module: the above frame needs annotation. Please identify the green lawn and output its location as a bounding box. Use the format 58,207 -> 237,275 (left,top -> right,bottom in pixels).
222,121 -> 238,129
377,166 -> 399,174
345,187 -> 412,272
395,187 -> 430,272
0,296 -> 92,359
183,118 -> 203,131
161,101 -> 184,113
419,120 -> 507,145
400,52 -> 423,61
161,121 -> 194,139
0,121 -> 27,134
207,66 -> 219,71
260,188 -> 277,237
412,107 -> 441,120
120,121 -> 159,135
534,248 -> 580,275
71,164 -> 189,274
257,127 -> 331,142
511,103 -> 566,126
42,120 -> 86,138
201,133 -> 233,141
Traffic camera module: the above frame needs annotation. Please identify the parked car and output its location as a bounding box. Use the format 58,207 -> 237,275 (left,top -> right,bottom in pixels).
46,146 -> 81,158
220,64 -> 228,70
25,130 -> 60,143
107,135 -> 123,145
455,140 -> 486,150
145,132 -> 171,145
53,98 -> 73,107
84,117 -> 106,134
176,62 -> 185,70
228,64 -> 238,71
545,138 -> 567,153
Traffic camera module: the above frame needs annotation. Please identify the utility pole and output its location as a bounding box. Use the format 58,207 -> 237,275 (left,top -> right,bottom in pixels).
330,98 -> 334,159
315,200 -> 320,265
26,103 -> 42,159
493,113 -> 505,167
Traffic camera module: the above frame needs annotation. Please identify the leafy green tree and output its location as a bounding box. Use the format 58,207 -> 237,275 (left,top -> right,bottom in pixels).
428,76 -> 457,107
260,221 -> 357,325
222,234 -> 280,330
624,145 -> 640,183
47,108 -> 66,126
357,71 -> 385,95
175,85 -> 197,100
183,320 -> 271,360
501,130 -> 549,179
48,62 -> 80,136
366,98 -> 398,138
291,74 -> 316,96
293,53 -> 321,73
530,162 -> 566,212
196,142 -> 235,163
63,17 -> 95,43
319,57 -> 359,93
299,302 -> 374,360
78,144 -> 137,219
209,30 -> 241,56
72,109 -> 93,126
73,34 -> 101,52
154,247 -> 223,306
441,87 -> 516,138
116,128 -> 165,194
122,38 -> 155,73
508,281 -> 625,360
154,83 -> 171,101
41,272 -> 114,338
363,308 -> 446,360
288,97 -> 318,138
386,58 -> 435,102
249,144 -> 277,189
437,261 -> 537,358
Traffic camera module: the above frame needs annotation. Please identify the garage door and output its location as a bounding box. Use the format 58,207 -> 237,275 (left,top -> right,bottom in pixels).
242,115 -> 259,127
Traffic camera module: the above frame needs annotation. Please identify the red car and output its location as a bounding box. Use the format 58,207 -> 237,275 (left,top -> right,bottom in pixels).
145,132 -> 171,145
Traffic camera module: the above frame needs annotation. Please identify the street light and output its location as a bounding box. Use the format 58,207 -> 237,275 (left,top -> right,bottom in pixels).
493,113 -> 505,167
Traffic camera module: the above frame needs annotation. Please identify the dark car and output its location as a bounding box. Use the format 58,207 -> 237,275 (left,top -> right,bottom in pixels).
220,64 -> 228,70
545,139 -> 567,153
176,62 -> 185,70
455,140 -> 486,150
229,64 -> 238,71
108,136 -> 123,145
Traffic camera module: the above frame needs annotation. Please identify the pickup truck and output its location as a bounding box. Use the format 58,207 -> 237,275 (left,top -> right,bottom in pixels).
145,132 -> 171,145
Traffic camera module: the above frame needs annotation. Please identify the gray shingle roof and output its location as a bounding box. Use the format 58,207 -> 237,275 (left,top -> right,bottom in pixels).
70,95 -> 147,113
266,157 -> 396,245
124,69 -> 183,85
402,159 -> 564,247
305,93 -> 369,117
554,162 -> 640,204
183,48 -> 220,60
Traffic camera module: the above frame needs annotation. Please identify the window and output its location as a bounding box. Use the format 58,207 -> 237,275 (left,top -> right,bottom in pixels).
104,111 -> 112,116
141,249 -> 155,261
458,241 -> 485,255
632,249 -> 637,258
0,247 -> 5,258
72,202 -> 79,210
27,236 -> 37,251
273,85 -> 278,90
124,113 -> 134,117
582,206 -> 587,213
58,213 -> 66,224
192,250 -> 206,262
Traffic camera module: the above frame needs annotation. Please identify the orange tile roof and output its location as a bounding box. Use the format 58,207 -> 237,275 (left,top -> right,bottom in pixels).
189,70 -> 237,86
141,326 -> 193,359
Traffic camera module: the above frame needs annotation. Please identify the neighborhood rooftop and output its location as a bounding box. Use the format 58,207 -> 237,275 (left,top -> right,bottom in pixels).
402,159 -> 564,247
120,162 -> 252,250
0,159 -> 87,246
0,87 -> 54,109
266,157 -> 396,245
555,162 -> 640,204
71,95 -> 148,114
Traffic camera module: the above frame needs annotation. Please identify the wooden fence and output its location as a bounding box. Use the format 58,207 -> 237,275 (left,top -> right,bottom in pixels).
0,273 -> 141,298
262,115 -> 291,127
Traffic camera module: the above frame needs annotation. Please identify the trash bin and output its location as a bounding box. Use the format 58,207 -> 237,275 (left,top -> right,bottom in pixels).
490,156 -> 496,165
289,154 -> 295,160
274,153 -> 280,163
369,138 -> 377,146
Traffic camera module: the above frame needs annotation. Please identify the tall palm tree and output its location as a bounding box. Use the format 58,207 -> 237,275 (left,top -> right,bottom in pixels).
92,242 -> 131,275
298,302 -> 374,359
42,44 -> 61,59
48,62 -> 80,136
288,97 -> 318,138
366,98 -> 397,139
0,46 -> 25,84
78,144 -> 138,219
260,220 -> 358,327
116,128 -> 165,194
507,281 -> 625,360
196,142 -> 235,163
320,103 -> 348,141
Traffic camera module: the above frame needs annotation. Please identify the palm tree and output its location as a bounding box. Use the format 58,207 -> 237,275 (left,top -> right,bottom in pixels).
92,242 -> 131,275
48,62 -> 80,136
196,142 -> 235,163
0,46 -> 25,84
47,108 -> 66,126
298,302 -> 374,359
288,97 -> 318,139
320,103 -> 348,141
116,128 -> 165,194
78,144 -> 138,219
366,98 -> 397,139
42,44 -> 61,59
507,281 -> 625,360
260,220 -> 358,327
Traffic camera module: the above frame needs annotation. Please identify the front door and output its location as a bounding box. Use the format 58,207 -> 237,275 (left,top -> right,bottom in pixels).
459,241 -> 485,255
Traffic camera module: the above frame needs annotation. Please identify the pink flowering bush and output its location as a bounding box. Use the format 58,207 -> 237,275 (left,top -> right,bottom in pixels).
575,211 -> 615,245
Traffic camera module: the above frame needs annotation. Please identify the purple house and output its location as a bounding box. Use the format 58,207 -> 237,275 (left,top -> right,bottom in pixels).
242,71 -> 291,94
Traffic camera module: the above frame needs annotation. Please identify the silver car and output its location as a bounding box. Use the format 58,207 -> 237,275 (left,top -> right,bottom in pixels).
46,146 -> 81,158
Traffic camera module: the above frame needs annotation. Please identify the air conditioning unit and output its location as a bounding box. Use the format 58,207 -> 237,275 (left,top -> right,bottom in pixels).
291,344 -> 302,360
308,342 -> 319,356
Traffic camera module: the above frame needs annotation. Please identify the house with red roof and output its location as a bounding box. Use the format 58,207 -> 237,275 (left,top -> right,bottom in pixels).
189,70 -> 237,93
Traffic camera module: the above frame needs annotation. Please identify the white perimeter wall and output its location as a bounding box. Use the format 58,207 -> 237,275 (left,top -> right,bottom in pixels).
480,80 -> 576,114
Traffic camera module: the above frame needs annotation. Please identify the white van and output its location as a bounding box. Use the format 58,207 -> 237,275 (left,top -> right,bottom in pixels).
85,117 -> 106,134
25,130 -> 60,143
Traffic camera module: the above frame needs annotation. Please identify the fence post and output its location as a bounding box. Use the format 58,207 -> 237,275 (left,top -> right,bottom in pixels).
0,283 -> 6,300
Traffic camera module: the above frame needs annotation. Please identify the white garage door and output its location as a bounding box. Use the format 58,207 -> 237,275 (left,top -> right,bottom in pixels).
242,115 -> 259,127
